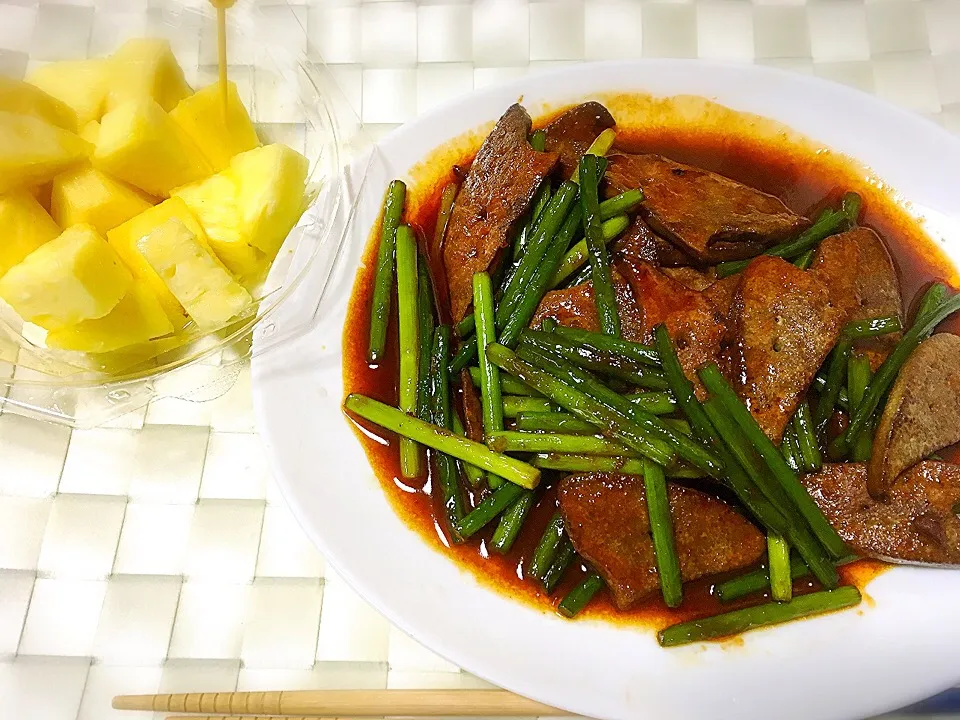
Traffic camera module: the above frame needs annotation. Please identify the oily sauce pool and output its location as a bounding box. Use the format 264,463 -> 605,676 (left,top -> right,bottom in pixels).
342,100 -> 960,631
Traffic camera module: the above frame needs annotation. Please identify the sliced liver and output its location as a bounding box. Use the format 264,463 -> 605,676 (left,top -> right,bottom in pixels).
661,266 -> 718,292
459,367 -> 485,442
620,260 -> 726,399
702,274 -> 742,322
804,461 -> 960,564
868,333 -> 960,499
605,153 -> 808,263
531,269 -> 645,342
543,101 -> 616,180
812,227 -> 903,361
725,256 -> 851,442
611,214 -> 698,269
659,268 -> 742,321
559,472 -> 765,609
443,104 -> 559,321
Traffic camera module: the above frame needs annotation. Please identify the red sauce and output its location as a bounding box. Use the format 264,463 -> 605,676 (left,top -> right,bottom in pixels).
342,100 -> 960,631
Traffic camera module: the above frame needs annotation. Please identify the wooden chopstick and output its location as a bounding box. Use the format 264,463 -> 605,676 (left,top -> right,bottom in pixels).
113,689 -> 571,716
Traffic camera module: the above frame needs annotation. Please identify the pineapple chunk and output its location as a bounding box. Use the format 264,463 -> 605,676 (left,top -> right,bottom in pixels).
173,143 -> 307,278
231,144 -> 309,258
0,75 -> 77,131
0,191 -> 61,277
172,171 -> 265,279
94,98 -> 211,197
0,224 -> 132,330
107,197 -> 213,327
138,218 -> 252,331
46,284 -> 173,353
170,81 -> 261,172
26,59 -> 109,128
80,120 -> 100,145
107,39 -> 192,112
0,111 -> 91,194
85,331 -> 194,375
52,165 -> 154,235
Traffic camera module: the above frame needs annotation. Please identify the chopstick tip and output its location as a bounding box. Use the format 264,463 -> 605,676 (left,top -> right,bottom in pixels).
112,694 -> 151,710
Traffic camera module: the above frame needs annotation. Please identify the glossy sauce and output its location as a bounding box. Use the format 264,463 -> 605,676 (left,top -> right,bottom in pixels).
342,100 -> 960,630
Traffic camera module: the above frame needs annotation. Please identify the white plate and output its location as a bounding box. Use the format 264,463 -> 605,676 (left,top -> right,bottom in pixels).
252,61 -> 960,720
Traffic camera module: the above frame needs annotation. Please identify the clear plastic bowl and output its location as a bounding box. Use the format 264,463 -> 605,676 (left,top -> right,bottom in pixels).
0,0 -> 371,427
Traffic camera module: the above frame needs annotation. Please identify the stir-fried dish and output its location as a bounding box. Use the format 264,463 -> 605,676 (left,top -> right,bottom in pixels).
342,100 -> 960,646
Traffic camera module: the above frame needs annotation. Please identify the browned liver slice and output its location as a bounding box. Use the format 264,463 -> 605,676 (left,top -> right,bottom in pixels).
804,462 -> 960,564
702,274 -> 742,322
656,267 -> 742,322
443,104 -> 559,322
867,333 -> 960,499
611,214 -> 698,269
459,367 -> 485,442
531,270 -> 645,342
725,256 -> 851,443
543,101 -> 616,180
605,153 -> 808,264
559,473 -> 765,609
812,227 -> 903,362
619,260 -> 726,399
661,266 -> 717,292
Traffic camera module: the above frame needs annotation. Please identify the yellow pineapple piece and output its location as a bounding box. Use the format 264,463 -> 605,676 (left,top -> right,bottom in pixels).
94,98 -> 211,197
26,59 -> 109,128
0,191 -> 61,277
0,75 -> 76,131
46,284 -> 173,353
107,197 -> 213,328
84,331 -> 190,375
172,171 -> 265,279
231,144 -> 309,258
80,120 -> 100,145
107,38 -> 192,112
52,166 -> 153,236
0,224 -> 131,330
172,143 -> 307,279
138,218 -> 252,331
0,111 -> 91,194
170,81 -> 260,172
